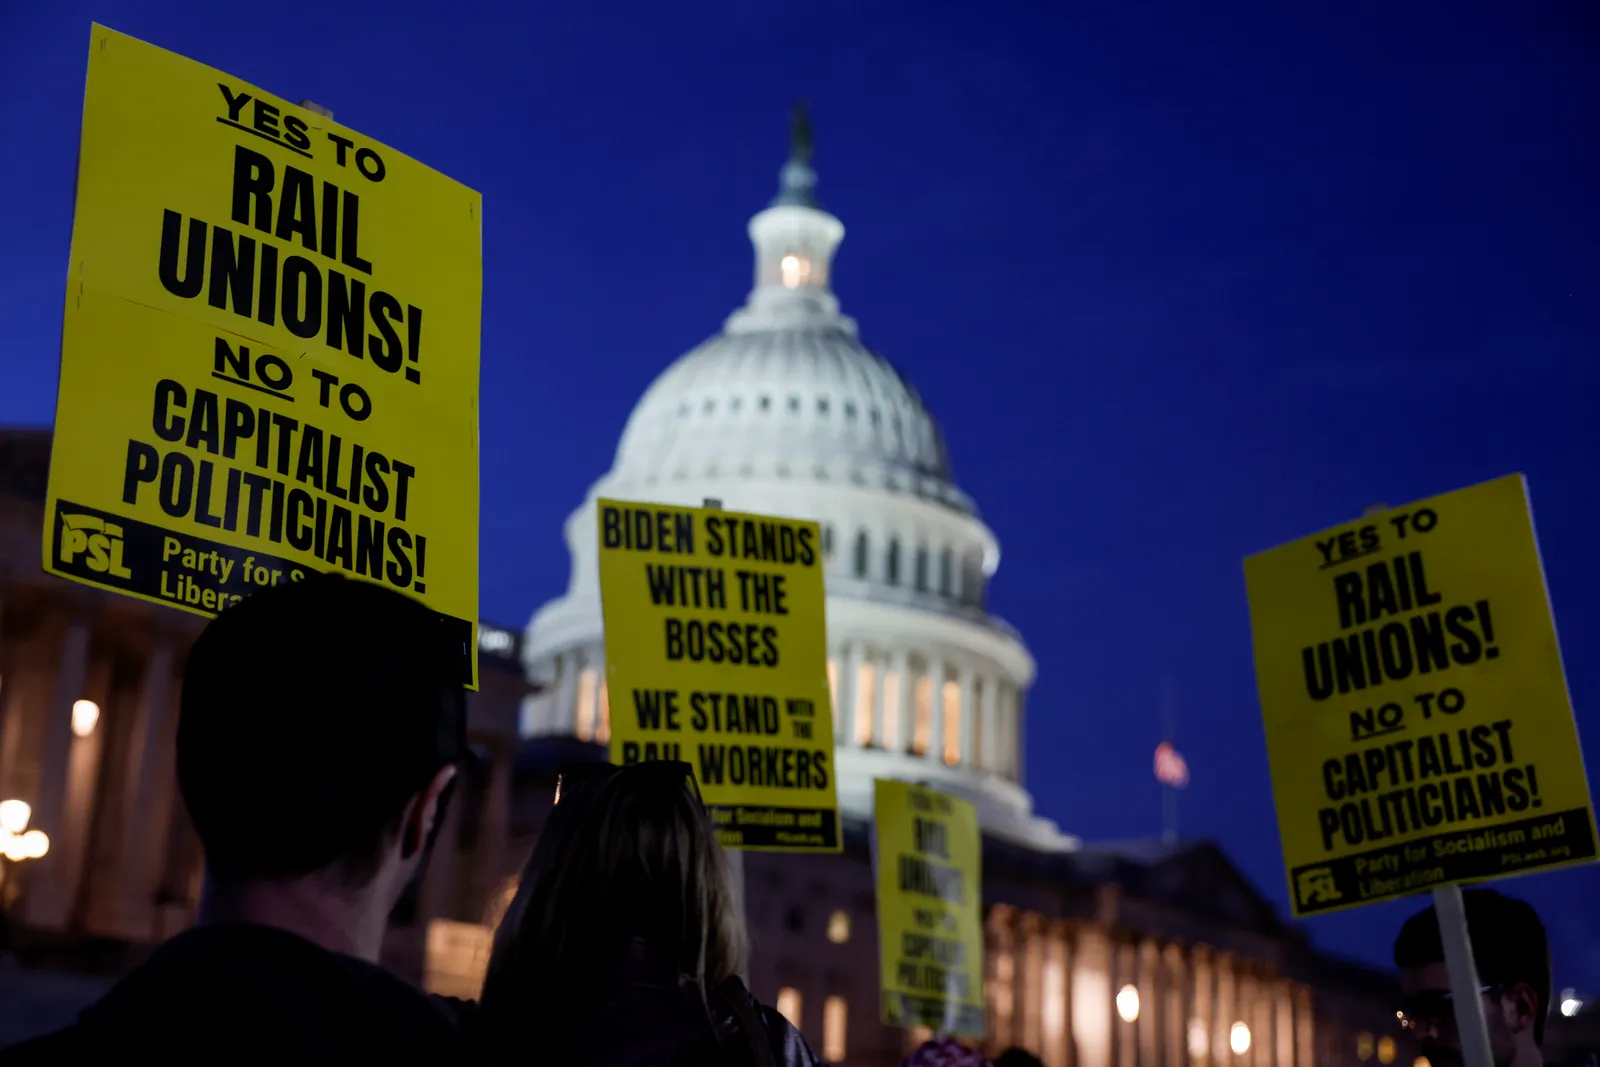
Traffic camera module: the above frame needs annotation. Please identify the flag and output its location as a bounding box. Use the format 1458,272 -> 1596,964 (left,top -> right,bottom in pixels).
1155,741 -> 1189,789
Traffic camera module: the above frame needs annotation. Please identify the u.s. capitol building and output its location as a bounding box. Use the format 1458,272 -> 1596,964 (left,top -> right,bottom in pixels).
511,110 -> 1410,1067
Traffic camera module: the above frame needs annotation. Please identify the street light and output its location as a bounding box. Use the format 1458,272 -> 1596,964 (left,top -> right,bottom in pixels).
0,798 -> 49,909
0,799 -> 29,835
1230,1022 -> 1252,1055
1,831 -> 47,861
1117,985 -> 1141,1023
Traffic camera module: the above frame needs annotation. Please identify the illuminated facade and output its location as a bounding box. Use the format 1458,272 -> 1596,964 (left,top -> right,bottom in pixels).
0,427 -> 528,1036
4,114 -> 1557,1067
512,114 -> 1414,1066
521,108 -> 1068,851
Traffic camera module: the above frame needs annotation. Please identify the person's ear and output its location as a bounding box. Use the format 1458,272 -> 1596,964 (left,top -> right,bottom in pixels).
1499,982 -> 1540,1036
401,764 -> 459,860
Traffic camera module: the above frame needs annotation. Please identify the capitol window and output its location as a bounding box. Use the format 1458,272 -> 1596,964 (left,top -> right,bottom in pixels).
854,663 -> 876,747
886,538 -> 901,585
777,987 -> 802,1027
853,531 -> 870,578
823,995 -> 848,1061
914,547 -> 928,591
575,667 -> 598,741
780,253 -> 812,288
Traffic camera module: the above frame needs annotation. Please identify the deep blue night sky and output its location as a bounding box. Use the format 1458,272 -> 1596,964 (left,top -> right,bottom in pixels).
2,2 -> 1596,989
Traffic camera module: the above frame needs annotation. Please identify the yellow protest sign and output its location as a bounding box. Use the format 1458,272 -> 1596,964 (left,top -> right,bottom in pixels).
596,499 -> 840,852
874,779 -> 984,1036
1244,474 -> 1596,917
45,25 -> 482,687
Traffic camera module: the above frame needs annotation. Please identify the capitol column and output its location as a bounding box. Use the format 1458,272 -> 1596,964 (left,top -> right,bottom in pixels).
0,596 -> 29,796
979,675 -> 1000,773
20,614 -> 93,929
836,642 -> 859,745
927,661 -> 946,766
1292,985 -> 1314,1067
886,649 -> 910,752
957,664 -> 976,767
553,652 -> 579,735
105,641 -> 179,940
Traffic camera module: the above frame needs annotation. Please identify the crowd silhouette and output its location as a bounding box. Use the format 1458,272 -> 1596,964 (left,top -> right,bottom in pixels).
0,576 -> 1557,1067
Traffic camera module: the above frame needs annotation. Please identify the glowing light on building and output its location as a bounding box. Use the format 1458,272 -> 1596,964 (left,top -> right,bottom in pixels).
1230,1022 -> 1252,1055
71,698 -> 100,738
780,254 -> 811,288
1117,984 -> 1141,1023
0,799 -> 30,835
1,828 -> 49,861
1188,1020 -> 1209,1059
777,987 -> 802,1027
823,995 -> 848,1061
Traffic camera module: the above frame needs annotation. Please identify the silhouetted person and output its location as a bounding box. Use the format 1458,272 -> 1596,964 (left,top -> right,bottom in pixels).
2,574 -> 468,1064
905,1037 -> 995,1066
1394,889 -> 1549,1067
476,759 -> 821,1067
996,1048 -> 1046,1067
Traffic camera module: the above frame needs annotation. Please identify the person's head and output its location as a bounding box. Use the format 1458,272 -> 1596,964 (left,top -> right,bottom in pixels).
480,760 -> 744,1041
1394,889 -> 1550,1067
905,1038 -> 994,1067
995,1049 -> 1046,1067
177,572 -> 466,941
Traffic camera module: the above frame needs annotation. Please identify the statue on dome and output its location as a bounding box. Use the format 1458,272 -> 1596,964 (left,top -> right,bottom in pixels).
789,100 -> 813,165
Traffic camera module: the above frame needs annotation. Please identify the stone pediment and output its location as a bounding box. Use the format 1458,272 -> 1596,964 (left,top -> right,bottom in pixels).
1140,841 -> 1286,935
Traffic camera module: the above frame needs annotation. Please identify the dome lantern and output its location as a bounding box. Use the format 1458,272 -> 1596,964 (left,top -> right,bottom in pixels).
738,102 -> 847,325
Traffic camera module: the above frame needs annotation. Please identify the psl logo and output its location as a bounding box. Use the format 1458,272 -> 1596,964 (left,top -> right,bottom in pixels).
59,513 -> 133,579
1295,867 -> 1342,909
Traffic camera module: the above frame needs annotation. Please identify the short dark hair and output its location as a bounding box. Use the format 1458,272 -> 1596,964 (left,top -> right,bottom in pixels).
996,1049 -> 1046,1067
177,572 -> 467,884
1393,889 -> 1551,1043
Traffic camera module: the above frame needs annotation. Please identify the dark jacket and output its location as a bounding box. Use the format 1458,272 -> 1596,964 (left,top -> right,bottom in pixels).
0,923 -> 474,1064
480,938 -> 823,1067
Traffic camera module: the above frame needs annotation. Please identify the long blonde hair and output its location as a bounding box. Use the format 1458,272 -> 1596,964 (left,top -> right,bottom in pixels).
478,761 -> 746,1056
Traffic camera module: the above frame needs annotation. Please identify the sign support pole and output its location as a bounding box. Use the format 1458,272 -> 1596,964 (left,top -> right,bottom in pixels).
1433,882 -> 1494,1067
702,497 -> 750,984
1353,506 -> 1492,1067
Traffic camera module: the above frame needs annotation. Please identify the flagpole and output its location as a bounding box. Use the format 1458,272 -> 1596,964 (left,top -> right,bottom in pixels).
1160,677 -> 1178,845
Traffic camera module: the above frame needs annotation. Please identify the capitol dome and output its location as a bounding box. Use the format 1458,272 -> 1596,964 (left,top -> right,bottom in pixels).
521,107 -> 1075,851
